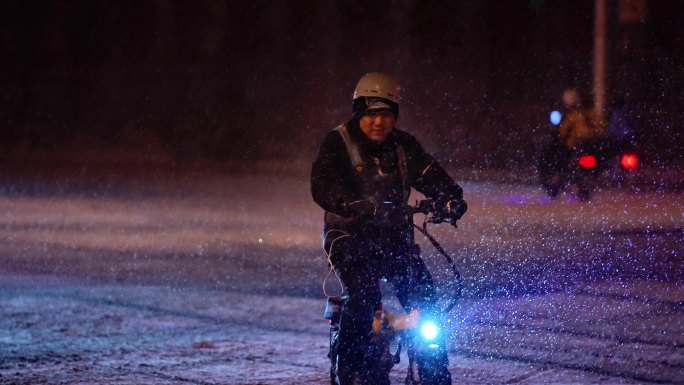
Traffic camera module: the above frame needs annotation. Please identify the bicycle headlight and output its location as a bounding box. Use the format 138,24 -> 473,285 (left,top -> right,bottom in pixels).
419,321 -> 439,341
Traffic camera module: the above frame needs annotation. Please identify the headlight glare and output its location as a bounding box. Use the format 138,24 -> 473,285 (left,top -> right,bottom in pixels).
420,321 -> 439,341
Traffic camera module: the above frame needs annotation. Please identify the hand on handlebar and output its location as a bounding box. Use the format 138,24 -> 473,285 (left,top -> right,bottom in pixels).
447,199 -> 467,221
431,199 -> 466,226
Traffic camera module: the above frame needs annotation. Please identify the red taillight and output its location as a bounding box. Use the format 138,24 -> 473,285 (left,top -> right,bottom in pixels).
620,153 -> 639,170
578,155 -> 597,169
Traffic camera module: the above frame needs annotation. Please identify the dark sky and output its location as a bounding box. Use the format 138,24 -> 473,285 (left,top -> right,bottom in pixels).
1,1 -> 682,166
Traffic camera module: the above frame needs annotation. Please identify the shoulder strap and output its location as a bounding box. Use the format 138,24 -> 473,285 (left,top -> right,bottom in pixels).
334,124 -> 364,173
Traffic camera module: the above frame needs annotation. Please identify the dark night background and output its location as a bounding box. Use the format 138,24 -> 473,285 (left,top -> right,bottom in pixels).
1,0 -> 682,170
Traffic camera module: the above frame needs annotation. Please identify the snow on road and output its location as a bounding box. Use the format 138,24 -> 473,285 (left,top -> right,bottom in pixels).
3,274 -> 679,384
0,162 -> 682,384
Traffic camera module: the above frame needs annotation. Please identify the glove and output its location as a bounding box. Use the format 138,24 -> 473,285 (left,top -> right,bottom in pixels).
448,199 -> 467,219
446,199 -> 467,223
343,199 -> 376,221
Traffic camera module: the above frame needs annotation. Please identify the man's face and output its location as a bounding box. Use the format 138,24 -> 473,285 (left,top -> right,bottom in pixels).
359,111 -> 396,142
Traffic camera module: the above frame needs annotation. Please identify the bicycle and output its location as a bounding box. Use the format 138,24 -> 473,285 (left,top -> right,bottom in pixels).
323,198 -> 462,385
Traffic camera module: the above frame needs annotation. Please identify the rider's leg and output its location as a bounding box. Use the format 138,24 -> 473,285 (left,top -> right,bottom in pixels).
333,239 -> 388,385
390,244 -> 437,313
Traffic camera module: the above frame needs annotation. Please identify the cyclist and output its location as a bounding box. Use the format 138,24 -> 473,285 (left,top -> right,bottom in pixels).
558,88 -> 600,151
311,72 -> 467,385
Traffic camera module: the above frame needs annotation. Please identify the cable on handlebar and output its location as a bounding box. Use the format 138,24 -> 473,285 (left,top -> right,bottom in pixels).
413,202 -> 463,313
322,229 -> 348,298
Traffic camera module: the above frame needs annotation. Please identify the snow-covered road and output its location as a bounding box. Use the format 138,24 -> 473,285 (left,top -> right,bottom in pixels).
0,162 -> 682,384
2,274 -> 681,384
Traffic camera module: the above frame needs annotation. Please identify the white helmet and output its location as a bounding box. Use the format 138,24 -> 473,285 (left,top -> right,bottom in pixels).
353,72 -> 400,103
561,88 -> 581,109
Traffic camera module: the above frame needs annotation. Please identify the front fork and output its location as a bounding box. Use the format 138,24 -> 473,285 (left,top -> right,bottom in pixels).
405,332 -> 452,385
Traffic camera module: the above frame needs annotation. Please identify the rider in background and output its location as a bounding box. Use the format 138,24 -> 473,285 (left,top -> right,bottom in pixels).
310,72 -> 466,385
558,88 -> 600,152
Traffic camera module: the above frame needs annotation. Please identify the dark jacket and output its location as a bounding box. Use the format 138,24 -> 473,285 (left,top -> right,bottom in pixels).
311,120 -> 463,220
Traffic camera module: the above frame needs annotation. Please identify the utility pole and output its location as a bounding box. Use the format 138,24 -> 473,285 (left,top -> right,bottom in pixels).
593,0 -> 608,129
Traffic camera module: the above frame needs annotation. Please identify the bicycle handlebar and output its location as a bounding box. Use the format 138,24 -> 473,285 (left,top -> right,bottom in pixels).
410,199 -> 456,226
